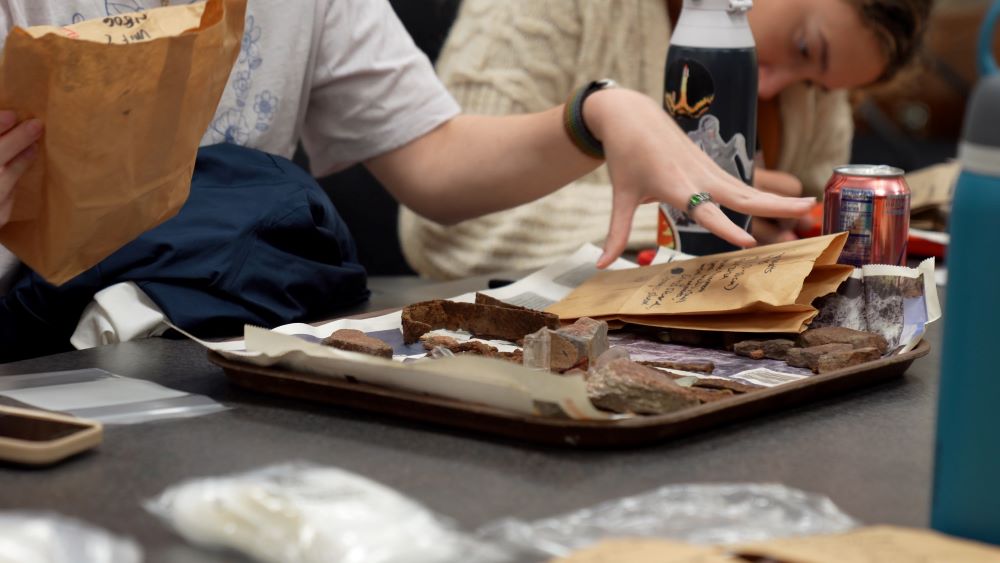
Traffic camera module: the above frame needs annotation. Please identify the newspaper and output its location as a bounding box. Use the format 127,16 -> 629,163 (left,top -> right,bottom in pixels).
185,243 -> 934,420
810,258 -> 941,353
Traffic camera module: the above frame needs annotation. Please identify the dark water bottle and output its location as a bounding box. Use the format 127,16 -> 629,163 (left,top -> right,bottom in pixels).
931,0 -> 1000,544
658,0 -> 757,255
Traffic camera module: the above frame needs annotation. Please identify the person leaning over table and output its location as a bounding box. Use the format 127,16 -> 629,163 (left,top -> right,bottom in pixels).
0,0 -> 814,359
399,0 -> 933,281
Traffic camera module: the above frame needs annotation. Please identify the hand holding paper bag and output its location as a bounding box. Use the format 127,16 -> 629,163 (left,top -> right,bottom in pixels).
0,0 -> 246,284
547,233 -> 854,333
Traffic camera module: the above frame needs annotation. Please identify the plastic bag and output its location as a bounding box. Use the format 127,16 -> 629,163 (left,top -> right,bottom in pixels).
0,368 -> 228,424
477,483 -> 859,561
145,462 -> 501,563
0,512 -> 142,563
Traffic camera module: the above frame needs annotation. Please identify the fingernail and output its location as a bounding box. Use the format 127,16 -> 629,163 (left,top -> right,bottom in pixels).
0,111 -> 15,129
25,119 -> 43,137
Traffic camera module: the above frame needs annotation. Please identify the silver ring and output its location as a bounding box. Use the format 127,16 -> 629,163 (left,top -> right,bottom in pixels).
687,192 -> 714,214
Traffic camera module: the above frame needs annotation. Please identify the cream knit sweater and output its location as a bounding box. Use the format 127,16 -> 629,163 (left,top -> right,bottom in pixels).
399,0 -> 853,280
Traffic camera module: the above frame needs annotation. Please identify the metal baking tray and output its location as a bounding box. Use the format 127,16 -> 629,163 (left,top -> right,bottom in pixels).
210,340 -> 929,448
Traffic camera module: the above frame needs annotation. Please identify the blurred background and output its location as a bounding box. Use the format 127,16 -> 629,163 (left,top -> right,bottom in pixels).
311,0 -> 992,276
852,0 -> 997,169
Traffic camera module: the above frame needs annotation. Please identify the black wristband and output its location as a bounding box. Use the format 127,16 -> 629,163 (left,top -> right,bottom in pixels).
563,79 -> 617,159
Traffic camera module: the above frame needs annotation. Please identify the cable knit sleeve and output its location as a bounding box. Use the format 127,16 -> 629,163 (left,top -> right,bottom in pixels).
776,85 -> 854,198
399,0 -> 669,280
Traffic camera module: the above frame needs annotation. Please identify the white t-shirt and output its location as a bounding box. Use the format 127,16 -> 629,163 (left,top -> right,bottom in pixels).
0,0 -> 460,295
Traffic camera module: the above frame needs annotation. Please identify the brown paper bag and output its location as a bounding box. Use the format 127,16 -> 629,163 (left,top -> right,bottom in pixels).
734,526 -> 1000,563
547,233 -> 854,333
552,526 -> 1000,563
0,0 -> 246,285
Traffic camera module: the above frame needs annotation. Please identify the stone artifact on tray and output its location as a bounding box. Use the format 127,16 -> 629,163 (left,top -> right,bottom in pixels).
797,326 -> 889,354
419,334 -> 523,364
582,348 -> 766,415
586,354 -> 701,415
637,359 -> 715,375
322,329 -> 393,359
785,344 -> 854,372
733,339 -> 796,361
523,317 -> 609,373
728,327 -> 890,375
401,293 -> 559,344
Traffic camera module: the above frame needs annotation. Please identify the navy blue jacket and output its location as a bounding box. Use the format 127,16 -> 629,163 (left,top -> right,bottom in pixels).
0,144 -> 369,362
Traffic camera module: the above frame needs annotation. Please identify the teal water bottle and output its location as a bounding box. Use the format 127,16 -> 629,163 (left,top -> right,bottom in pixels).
931,1 -> 1000,544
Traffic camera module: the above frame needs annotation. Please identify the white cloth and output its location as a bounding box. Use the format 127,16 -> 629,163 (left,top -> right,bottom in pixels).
0,245 -> 21,294
69,282 -> 170,349
0,0 -> 460,348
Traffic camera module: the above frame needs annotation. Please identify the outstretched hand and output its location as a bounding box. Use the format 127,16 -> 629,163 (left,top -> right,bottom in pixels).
583,89 -> 815,267
0,111 -> 43,229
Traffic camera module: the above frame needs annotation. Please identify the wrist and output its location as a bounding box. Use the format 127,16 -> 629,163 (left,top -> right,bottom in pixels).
582,87 -> 655,149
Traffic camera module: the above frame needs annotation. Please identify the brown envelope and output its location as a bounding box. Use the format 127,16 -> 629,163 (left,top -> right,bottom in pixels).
734,525 -> 1000,563
0,0 -> 246,285
551,526 -> 1000,563
546,233 -> 854,333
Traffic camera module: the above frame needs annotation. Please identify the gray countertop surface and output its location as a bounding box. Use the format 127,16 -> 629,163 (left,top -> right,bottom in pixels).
0,274 -> 943,563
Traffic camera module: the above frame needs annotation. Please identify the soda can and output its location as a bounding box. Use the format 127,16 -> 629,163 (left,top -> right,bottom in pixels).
823,165 -> 910,266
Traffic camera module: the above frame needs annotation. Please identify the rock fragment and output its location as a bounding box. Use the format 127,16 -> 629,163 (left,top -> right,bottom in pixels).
798,327 -> 889,355
322,329 -> 393,359
785,344 -> 853,371
401,294 -> 558,344
816,347 -> 882,373
586,358 -> 701,415
523,318 -> 609,373
733,339 -> 796,361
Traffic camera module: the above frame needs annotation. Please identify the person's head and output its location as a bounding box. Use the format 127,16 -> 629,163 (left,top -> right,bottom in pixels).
748,0 -> 932,100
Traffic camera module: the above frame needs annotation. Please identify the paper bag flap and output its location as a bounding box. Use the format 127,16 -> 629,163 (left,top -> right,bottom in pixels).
22,3 -> 207,43
548,233 -> 849,320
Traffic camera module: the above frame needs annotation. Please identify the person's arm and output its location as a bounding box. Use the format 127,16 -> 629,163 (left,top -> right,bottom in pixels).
0,111 -> 42,226
367,87 -> 815,268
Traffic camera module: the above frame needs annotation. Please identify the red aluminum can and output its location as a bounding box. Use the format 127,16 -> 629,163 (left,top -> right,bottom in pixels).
823,165 -> 910,266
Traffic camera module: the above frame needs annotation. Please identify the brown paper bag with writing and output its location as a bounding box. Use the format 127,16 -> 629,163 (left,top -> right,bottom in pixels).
0,0 -> 246,285
547,233 -> 854,333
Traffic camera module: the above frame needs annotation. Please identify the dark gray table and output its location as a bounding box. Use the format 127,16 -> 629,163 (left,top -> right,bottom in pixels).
0,275 -> 943,563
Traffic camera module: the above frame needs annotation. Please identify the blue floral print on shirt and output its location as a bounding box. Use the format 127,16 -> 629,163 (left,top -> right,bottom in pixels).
69,2 -> 279,147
